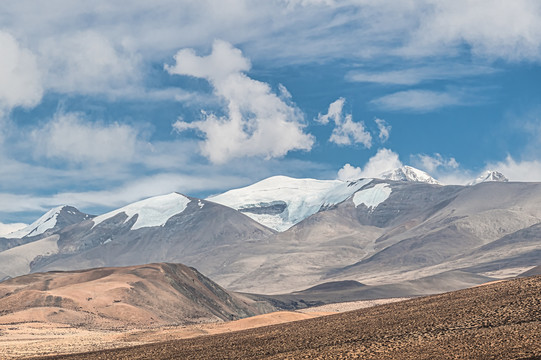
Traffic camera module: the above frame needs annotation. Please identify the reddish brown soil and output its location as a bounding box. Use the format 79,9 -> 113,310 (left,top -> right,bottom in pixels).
35,275 -> 541,360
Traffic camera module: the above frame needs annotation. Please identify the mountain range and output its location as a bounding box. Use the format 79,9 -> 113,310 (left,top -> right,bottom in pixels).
1,166 -> 538,298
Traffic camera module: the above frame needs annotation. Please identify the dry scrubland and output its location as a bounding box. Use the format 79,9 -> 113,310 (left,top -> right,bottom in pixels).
0,299 -> 405,359
28,275 -> 541,360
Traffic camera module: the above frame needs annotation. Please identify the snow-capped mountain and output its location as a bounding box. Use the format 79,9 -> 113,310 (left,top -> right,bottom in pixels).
207,175 -> 372,231
378,166 -> 441,185
6,206 -> 91,239
18,192 -> 273,281
468,170 -> 509,186
0,178 -> 540,298
91,192 -> 191,230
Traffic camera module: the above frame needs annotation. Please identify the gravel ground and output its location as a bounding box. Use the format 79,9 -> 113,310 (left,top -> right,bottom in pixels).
34,275 -> 541,360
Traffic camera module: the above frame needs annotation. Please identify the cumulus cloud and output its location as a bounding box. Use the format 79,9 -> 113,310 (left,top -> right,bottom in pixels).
316,98 -> 372,147
371,90 -> 462,112
411,153 -> 459,173
375,118 -> 390,143
336,163 -> 363,181
39,31 -> 140,95
166,40 -> 314,164
0,31 -> 43,111
316,98 -> 345,125
32,111 -> 139,164
337,148 -> 402,181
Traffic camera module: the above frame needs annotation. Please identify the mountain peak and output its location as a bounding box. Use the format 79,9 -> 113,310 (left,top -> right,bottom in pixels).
6,205 -> 91,238
378,166 -> 441,185
468,170 -> 508,186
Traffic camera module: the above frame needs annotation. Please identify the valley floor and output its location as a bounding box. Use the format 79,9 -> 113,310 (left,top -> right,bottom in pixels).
0,298 -> 405,359
19,275 -> 541,360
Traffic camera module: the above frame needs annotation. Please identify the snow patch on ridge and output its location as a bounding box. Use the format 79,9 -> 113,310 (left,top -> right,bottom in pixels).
92,193 -> 191,230
7,206 -> 65,238
353,183 -> 392,210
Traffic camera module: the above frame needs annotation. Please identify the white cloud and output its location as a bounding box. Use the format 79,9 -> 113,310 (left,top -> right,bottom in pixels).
330,114 -> 372,146
336,163 -> 363,181
316,98 -> 372,147
403,0 -> 541,62
375,118 -> 390,143
337,148 -> 402,180
371,90 -> 462,112
0,222 -> 27,237
0,171 -> 252,216
316,97 -> 345,125
0,31 -> 43,110
0,1 -> 538,104
32,111 -> 139,164
409,152 -> 463,185
346,65 -> 497,85
166,40 -> 314,164
39,31 -> 140,96
1,1 -> 541,70
411,153 -> 459,173
436,173 -> 472,186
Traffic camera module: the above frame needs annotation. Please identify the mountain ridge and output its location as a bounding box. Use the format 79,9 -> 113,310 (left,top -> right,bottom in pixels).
1,175 -> 539,298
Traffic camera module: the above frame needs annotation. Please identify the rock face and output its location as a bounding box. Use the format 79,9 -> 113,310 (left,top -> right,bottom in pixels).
0,263 -> 273,329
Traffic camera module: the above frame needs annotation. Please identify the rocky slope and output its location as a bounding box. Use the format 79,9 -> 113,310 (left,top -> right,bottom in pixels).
214,180 -> 541,293
38,275 -> 541,360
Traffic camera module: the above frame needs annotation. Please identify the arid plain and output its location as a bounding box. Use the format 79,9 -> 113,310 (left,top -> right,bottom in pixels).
2,275 -> 539,360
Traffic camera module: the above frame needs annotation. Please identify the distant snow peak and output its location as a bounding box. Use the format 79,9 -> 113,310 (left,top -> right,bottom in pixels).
353,183 -> 392,211
7,206 -> 67,238
92,193 -> 191,230
379,165 -> 441,185
468,170 -> 509,186
207,175 -> 372,231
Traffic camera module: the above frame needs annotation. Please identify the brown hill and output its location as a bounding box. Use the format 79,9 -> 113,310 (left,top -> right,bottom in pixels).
40,275 -> 541,360
0,263 -> 272,330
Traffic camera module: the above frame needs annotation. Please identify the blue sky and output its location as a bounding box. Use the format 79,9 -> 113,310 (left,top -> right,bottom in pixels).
1,0 -> 541,228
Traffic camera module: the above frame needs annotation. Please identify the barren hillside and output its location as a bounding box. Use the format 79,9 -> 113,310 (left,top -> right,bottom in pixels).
36,275 -> 541,359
